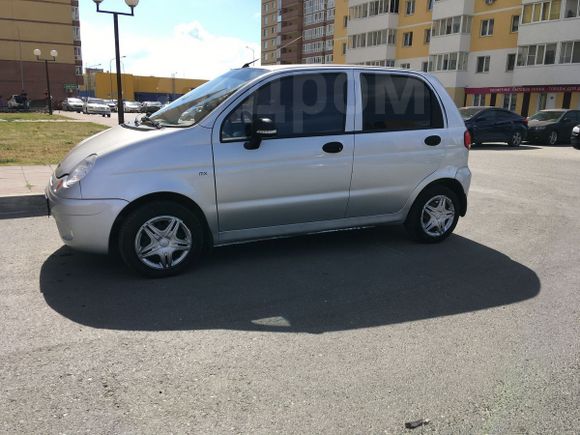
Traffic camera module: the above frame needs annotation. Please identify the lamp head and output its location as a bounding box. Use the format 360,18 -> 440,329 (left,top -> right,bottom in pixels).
93,0 -> 104,4
125,0 -> 139,7
50,49 -> 58,58
33,48 -> 41,57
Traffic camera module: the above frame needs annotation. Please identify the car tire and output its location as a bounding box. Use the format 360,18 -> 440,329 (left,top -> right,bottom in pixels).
547,130 -> 558,145
107,114 -> 111,118
508,130 -> 523,147
118,201 -> 204,278
405,185 -> 460,244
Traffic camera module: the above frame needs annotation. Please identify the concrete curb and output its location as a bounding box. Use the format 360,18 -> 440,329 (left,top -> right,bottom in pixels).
0,194 -> 47,220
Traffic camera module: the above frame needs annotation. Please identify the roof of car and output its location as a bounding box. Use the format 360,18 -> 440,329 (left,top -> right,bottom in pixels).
246,64 -> 429,75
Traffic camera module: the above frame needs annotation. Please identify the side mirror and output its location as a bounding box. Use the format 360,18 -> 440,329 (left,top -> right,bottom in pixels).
244,118 -> 277,150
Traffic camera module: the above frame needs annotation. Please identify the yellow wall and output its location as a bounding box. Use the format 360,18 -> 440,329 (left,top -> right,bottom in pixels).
396,1 -> 432,59
470,7 -> 520,52
446,87 -> 466,106
333,0 -> 348,64
571,92 -> 580,110
92,73 -> 207,100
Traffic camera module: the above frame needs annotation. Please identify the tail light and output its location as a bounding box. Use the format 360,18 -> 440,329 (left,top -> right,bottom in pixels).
464,130 -> 472,150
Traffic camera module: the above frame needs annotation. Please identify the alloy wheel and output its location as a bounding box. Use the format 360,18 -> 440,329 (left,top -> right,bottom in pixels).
421,195 -> 456,237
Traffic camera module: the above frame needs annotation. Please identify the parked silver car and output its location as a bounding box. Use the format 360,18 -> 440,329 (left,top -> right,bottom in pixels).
123,100 -> 142,113
46,65 -> 472,277
83,98 -> 111,117
62,97 -> 84,112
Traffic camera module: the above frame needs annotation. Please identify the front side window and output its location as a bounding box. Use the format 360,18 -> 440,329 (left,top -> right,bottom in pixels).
360,73 -> 444,132
150,68 -> 267,128
221,72 -> 347,141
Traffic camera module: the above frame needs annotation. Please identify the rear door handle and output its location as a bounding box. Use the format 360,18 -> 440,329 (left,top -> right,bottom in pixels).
424,135 -> 441,146
322,142 -> 343,153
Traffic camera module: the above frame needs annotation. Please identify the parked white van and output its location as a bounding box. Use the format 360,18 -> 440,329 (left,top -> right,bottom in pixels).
46,65 -> 472,277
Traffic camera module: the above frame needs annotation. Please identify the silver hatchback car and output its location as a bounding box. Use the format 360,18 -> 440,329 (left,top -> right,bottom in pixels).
46,65 -> 472,277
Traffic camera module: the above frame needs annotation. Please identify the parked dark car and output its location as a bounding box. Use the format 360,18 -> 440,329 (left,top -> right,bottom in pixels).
7,94 -> 29,111
140,101 -> 162,114
571,124 -> 580,149
527,109 -> 580,145
459,106 -> 528,147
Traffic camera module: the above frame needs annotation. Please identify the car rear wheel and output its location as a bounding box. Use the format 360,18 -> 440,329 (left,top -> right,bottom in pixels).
508,130 -> 523,147
118,201 -> 204,278
547,130 -> 558,145
405,186 -> 460,243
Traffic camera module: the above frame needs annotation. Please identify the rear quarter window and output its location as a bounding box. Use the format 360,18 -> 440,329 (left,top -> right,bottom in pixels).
360,73 -> 444,132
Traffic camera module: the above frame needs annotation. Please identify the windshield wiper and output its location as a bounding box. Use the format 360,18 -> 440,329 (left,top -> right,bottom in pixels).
136,115 -> 162,129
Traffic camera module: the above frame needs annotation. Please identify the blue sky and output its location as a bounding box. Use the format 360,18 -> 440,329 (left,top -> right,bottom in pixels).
79,0 -> 261,79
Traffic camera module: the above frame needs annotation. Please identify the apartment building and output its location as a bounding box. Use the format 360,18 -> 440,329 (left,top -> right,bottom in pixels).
0,0 -> 83,102
345,0 -> 580,112
261,0 -> 335,65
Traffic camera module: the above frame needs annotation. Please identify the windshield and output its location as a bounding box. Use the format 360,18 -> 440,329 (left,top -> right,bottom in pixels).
68,98 -> 83,104
149,68 -> 268,127
88,98 -> 106,105
458,107 -> 484,120
529,111 -> 564,121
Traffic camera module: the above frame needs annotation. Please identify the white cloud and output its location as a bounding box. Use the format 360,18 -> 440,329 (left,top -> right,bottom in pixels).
81,20 -> 260,80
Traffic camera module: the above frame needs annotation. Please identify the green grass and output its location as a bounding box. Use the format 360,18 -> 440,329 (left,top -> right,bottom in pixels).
0,112 -> 71,121
0,122 -> 108,165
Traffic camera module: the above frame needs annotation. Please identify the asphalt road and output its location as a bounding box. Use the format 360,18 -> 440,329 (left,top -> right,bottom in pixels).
1,144 -> 579,434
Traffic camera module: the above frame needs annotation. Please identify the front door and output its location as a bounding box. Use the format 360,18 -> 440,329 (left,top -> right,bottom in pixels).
347,71 -> 447,217
212,71 -> 355,232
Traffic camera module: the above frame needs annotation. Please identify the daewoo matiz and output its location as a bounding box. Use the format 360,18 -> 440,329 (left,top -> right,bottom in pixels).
46,65 -> 472,277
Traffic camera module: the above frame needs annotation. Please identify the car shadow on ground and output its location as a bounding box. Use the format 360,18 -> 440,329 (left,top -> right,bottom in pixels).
471,144 -> 542,151
40,227 -> 540,333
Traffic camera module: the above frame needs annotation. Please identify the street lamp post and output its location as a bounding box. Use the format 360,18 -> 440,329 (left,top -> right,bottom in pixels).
109,56 -> 126,99
93,0 -> 139,124
33,48 -> 58,115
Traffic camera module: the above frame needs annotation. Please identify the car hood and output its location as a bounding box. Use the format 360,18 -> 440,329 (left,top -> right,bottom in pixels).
528,120 -> 557,127
55,125 -> 174,177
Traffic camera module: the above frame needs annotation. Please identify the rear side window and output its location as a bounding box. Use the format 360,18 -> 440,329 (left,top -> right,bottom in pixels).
221,72 -> 347,141
360,73 -> 444,132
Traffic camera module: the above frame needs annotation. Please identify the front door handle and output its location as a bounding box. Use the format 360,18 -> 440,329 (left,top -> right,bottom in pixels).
424,135 -> 441,146
322,142 -> 343,153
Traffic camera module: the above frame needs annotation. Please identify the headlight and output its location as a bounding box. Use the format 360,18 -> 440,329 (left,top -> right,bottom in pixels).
573,126 -> 580,134
62,154 -> 97,189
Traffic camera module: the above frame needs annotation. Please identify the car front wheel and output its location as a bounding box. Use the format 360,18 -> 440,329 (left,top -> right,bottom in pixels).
547,130 -> 558,145
405,186 -> 460,243
118,201 -> 204,278
508,130 -> 523,147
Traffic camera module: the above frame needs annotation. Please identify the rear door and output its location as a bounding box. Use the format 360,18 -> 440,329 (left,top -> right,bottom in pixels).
493,109 -> 515,141
212,70 -> 355,232
347,71 -> 447,217
472,110 -> 496,142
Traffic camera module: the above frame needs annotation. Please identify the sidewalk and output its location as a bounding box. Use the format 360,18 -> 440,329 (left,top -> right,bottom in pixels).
0,165 -> 53,196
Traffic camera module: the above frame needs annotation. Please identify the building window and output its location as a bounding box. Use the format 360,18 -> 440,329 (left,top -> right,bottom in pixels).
506,53 -> 516,71
511,15 -> 520,32
564,0 -> 580,18
403,32 -> 413,47
522,1 -> 562,24
342,43 -> 346,54
75,66 -> 82,76
405,0 -> 415,15
422,61 -> 429,72
432,16 -> 472,37
427,0 -> 434,11
480,19 -> 494,36
503,94 -> 517,111
538,93 -> 548,110
559,40 -> 580,63
73,26 -> 80,40
473,94 -> 485,106
428,52 -> 469,72
517,43 -> 557,66
400,62 -> 411,69
476,56 -> 490,73
424,28 -> 431,44
72,6 -> 79,20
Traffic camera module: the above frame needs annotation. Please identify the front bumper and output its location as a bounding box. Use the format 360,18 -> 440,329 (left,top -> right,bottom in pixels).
572,135 -> 580,148
86,107 -> 111,115
526,129 -> 549,143
45,186 -> 128,254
